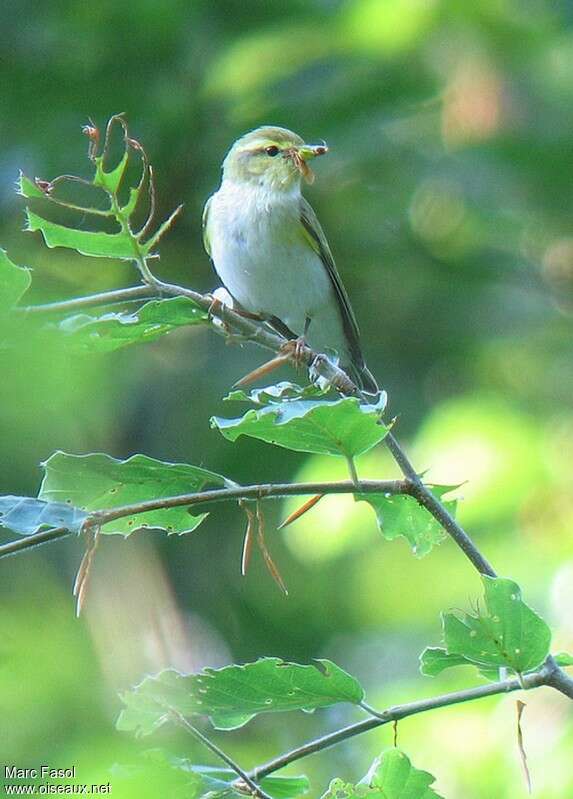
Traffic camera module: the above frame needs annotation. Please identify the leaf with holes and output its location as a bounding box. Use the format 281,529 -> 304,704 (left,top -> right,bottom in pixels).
117,657 -> 365,734
56,297 -> 208,352
442,576 -> 551,675
366,748 -> 443,799
93,152 -> 129,194
321,749 -> 442,799
357,485 -> 458,557
211,396 -> 388,458
38,451 -> 233,536
0,496 -> 87,536
0,248 -> 31,310
17,172 -> 49,200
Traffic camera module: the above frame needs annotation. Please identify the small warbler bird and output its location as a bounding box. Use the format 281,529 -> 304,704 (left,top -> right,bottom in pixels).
202,126 -> 377,393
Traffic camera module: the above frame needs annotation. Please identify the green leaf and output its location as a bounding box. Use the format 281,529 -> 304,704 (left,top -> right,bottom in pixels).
56,297 -> 208,352
0,496 -> 87,536
26,208 -> 136,260
211,396 -> 388,457
0,248 -> 31,309
117,657 -> 365,734
321,749 -> 442,799
357,485 -> 457,557
94,152 -> 129,194
38,451 -> 232,536
419,647 -> 499,681
223,381 -> 330,405
419,647 -> 474,677
555,652 -> 573,667
17,171 -> 48,199
442,576 -> 551,674
366,749 -> 443,799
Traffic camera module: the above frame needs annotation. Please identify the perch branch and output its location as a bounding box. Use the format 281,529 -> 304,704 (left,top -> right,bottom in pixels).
249,667 -> 553,780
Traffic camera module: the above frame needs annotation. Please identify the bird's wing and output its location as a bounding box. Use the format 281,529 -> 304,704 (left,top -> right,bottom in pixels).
202,195 -> 213,257
299,196 -> 363,369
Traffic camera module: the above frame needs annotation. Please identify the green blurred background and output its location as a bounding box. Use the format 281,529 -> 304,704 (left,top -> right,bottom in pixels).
1,1 -> 572,796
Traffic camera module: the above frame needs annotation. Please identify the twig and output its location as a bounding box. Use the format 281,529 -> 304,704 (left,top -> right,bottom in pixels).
0,479 -> 408,562
17,285 -> 153,314
171,711 -> 272,799
249,669 -> 549,780
84,479 -> 410,527
384,431 -> 496,577
0,526 -> 70,557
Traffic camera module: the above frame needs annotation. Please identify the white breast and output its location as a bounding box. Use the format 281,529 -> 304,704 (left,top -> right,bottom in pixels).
207,180 -> 349,360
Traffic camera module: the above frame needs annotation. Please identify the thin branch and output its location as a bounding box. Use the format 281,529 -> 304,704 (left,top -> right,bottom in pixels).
17,279 -> 361,393
250,669 -> 549,780
17,285 -> 153,315
0,479 -> 408,562
543,656 -> 573,699
89,478 -> 410,526
384,431 -> 497,577
0,526 -> 70,557
171,711 -> 272,799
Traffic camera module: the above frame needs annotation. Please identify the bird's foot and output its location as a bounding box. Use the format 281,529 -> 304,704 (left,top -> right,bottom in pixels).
281,335 -> 308,369
208,291 -> 265,345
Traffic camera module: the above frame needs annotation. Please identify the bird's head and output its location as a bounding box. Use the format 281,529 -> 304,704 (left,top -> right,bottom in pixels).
222,126 -> 328,191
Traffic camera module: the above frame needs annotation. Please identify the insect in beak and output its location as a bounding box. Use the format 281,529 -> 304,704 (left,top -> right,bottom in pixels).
289,141 -> 328,184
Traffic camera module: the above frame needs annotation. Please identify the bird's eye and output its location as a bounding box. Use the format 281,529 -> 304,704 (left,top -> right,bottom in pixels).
265,145 -> 279,157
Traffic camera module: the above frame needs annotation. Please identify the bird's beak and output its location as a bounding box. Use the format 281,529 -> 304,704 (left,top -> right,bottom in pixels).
293,142 -> 328,184
298,142 -> 329,161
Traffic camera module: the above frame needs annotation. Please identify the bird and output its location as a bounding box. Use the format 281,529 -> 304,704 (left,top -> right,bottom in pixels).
202,125 -> 378,394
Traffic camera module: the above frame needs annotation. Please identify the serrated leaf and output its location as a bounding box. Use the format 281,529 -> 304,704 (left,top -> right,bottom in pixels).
366,749 -> 443,799
26,208 -> 137,260
117,657 -> 365,735
0,496 -> 87,536
56,296 -> 208,352
443,576 -> 551,674
321,749 -> 442,799
211,396 -> 388,457
0,248 -> 31,309
223,381 -> 329,405
38,451 -> 232,536
357,485 -> 457,557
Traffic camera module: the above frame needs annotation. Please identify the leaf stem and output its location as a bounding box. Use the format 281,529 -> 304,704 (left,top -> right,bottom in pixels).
345,455 -> 359,487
